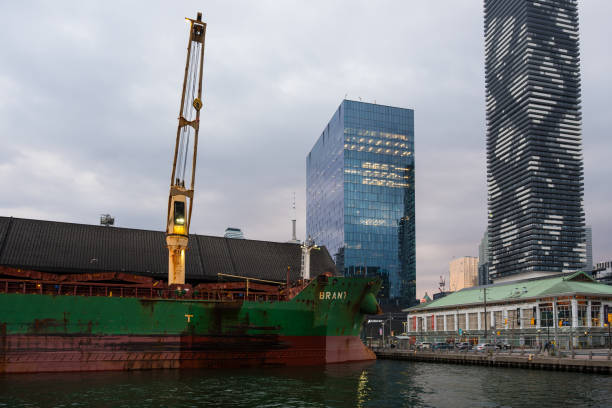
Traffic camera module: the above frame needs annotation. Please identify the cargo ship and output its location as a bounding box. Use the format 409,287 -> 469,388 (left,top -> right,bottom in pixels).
0,267 -> 381,373
0,14 -> 382,373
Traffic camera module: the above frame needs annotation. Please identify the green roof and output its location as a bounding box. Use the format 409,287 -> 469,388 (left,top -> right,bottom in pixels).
405,271 -> 612,313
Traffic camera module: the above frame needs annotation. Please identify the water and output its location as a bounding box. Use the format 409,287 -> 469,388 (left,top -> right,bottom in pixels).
0,360 -> 610,408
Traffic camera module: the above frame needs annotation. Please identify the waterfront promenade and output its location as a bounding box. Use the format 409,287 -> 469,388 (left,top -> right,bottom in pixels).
375,347 -> 612,373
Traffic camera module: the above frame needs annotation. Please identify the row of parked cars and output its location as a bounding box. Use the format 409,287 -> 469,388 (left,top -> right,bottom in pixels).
415,341 -> 511,351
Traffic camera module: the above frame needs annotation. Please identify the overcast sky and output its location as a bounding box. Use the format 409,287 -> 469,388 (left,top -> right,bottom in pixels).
0,1 -> 610,298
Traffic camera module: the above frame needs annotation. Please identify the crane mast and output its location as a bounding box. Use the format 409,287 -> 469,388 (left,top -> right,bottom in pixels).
166,12 -> 206,285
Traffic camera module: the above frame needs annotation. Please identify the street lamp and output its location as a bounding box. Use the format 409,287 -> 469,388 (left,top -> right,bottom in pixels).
482,287 -> 488,341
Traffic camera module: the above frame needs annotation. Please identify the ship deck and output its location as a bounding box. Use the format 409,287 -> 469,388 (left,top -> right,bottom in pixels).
0,265 -> 305,303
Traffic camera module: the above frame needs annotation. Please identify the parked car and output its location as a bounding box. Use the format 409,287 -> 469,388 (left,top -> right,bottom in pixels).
417,342 -> 432,350
455,342 -> 472,350
475,343 -> 496,351
495,341 -> 511,350
432,342 -> 453,350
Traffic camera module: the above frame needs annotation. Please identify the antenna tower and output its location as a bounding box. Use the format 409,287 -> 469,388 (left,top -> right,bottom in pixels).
438,275 -> 446,293
290,192 -> 298,243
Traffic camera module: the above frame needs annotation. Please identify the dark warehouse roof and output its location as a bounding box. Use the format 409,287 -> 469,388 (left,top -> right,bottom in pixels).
0,217 -> 337,283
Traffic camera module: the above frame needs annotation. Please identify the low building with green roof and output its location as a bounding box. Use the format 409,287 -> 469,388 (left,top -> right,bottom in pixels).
403,272 -> 612,349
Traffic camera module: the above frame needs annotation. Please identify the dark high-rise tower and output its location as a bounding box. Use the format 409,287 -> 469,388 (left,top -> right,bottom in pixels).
485,0 -> 585,282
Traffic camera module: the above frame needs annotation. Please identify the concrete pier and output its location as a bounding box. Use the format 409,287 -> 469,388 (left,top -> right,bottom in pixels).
375,349 -> 612,374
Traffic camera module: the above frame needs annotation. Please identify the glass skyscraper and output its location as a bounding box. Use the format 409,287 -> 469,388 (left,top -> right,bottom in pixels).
306,100 -> 415,306
485,0 -> 585,281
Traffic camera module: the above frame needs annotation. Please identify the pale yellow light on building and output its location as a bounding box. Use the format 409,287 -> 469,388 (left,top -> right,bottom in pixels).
449,256 -> 479,292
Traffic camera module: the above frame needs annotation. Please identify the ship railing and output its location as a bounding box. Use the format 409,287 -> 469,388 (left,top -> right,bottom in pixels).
0,278 -> 288,302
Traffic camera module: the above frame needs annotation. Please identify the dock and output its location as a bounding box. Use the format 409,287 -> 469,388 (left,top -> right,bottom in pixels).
374,348 -> 612,374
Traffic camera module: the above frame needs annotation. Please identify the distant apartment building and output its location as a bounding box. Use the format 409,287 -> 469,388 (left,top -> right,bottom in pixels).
224,227 -> 244,239
449,257 -> 479,292
306,99 -> 416,307
485,0 -> 586,282
478,230 -> 490,286
593,261 -> 612,286
585,225 -> 593,271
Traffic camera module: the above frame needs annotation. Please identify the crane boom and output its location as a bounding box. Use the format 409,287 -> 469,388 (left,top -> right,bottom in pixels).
166,12 -> 207,285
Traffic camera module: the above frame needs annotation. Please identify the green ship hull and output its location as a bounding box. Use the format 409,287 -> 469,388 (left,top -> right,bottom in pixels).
0,275 -> 381,373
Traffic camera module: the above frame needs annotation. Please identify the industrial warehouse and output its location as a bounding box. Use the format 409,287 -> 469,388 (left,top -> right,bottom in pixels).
0,216 -> 336,284
404,272 -> 612,349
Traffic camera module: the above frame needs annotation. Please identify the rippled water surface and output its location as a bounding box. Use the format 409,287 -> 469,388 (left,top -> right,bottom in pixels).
1,360 -> 610,407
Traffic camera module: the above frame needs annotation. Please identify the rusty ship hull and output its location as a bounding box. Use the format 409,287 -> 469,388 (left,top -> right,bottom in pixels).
0,275 -> 381,373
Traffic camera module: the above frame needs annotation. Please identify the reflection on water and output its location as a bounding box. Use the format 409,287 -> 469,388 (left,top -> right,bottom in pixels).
0,360 -> 610,407
356,370 -> 368,408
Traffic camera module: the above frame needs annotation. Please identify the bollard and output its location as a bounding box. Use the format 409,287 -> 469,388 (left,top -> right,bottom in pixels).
608,350 -> 610,361
589,351 -> 593,360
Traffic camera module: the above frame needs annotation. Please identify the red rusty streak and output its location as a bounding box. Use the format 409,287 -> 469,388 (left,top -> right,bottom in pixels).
0,334 -> 375,373
0,266 -> 156,285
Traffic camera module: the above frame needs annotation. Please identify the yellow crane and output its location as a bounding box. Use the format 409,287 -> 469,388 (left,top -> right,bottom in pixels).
166,12 -> 207,285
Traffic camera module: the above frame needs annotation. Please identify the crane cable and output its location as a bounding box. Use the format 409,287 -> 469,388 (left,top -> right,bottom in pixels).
181,41 -> 200,184
176,46 -> 194,184
176,40 -> 201,185
176,30 -> 194,183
